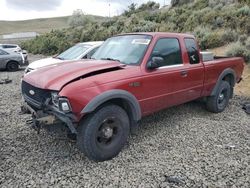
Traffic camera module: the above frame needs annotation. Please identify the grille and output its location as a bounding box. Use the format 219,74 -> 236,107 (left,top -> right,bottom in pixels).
21,81 -> 50,108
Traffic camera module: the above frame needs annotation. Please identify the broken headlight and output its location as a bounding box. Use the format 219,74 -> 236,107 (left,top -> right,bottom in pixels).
51,92 -> 59,107
58,98 -> 72,113
51,92 -> 72,112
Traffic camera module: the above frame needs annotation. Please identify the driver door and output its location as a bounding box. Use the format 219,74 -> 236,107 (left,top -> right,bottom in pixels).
140,38 -> 189,114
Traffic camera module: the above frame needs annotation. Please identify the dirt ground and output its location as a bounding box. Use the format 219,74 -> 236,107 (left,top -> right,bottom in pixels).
210,46 -> 250,97
0,54 -> 249,187
235,65 -> 250,96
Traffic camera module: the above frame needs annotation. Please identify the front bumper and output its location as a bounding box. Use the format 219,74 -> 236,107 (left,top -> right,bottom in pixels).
23,101 -> 78,134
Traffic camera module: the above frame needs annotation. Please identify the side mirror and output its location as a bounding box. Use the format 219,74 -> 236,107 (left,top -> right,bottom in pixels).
147,56 -> 164,70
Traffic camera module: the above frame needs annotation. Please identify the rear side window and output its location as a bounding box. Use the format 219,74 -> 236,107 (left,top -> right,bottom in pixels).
184,38 -> 200,64
0,49 -> 8,55
3,45 -> 16,48
151,38 -> 182,67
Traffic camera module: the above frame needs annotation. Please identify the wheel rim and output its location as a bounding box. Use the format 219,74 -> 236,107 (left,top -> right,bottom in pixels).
217,88 -> 228,109
96,117 -> 121,147
8,63 -> 18,71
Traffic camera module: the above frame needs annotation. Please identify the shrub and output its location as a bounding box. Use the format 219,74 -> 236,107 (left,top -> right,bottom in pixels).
21,1 -> 250,56
246,37 -> 250,50
202,32 -> 224,49
239,34 -> 248,44
194,27 -> 226,49
236,5 -> 250,16
194,0 -> 209,9
221,30 -> 238,43
226,42 -> 250,63
213,17 -> 224,28
131,20 -> 158,32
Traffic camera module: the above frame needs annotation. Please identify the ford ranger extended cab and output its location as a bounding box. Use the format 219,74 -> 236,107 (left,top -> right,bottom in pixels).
21,33 -> 244,161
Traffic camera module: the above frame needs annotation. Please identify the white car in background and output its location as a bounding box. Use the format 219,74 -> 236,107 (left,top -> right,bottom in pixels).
24,41 -> 103,74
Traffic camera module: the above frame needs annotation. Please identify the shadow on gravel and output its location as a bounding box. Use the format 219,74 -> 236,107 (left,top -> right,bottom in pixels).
130,100 -> 209,142
0,67 -> 26,72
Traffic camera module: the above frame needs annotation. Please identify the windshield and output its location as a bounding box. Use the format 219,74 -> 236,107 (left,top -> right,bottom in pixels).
57,44 -> 90,60
92,35 -> 152,65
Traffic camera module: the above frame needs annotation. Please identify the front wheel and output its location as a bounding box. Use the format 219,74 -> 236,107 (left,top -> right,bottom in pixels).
77,105 -> 130,162
206,81 -> 231,113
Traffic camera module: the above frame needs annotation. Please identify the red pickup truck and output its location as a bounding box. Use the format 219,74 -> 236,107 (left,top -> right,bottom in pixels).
21,32 -> 244,161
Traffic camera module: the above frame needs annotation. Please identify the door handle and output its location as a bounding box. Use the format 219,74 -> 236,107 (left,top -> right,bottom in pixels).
180,70 -> 188,77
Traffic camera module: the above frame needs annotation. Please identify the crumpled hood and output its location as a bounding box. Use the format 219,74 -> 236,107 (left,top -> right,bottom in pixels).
28,57 -> 64,69
23,59 -> 124,91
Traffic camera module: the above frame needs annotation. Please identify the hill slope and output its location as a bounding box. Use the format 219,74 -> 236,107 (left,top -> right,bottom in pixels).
0,16 -> 70,35
20,0 -> 250,61
0,15 -> 105,35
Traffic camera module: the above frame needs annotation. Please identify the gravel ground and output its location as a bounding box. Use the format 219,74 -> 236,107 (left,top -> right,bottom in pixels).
0,56 -> 250,187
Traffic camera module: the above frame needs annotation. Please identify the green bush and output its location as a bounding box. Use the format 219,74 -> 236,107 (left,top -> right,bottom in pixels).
221,30 -> 238,43
202,32 -> 224,49
246,37 -> 250,50
239,34 -> 248,44
226,42 -> 250,63
21,0 -> 250,55
236,5 -> 250,16
194,27 -> 229,49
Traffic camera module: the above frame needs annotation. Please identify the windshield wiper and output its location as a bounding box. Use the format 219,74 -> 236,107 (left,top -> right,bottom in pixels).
101,57 -> 121,62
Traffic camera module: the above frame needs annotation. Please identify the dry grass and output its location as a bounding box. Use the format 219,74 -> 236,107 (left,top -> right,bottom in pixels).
0,15 -> 105,35
0,16 -> 70,35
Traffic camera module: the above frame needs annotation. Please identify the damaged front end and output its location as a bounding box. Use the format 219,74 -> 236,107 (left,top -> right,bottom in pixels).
21,80 -> 77,134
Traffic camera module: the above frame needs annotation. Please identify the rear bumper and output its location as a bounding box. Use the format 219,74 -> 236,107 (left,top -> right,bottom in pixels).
19,60 -> 29,67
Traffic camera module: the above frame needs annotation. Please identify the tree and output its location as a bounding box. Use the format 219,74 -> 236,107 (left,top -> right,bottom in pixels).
124,3 -> 137,17
68,9 -> 90,28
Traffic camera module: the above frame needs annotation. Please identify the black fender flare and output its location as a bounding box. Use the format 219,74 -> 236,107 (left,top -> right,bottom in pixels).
80,89 -> 142,121
211,68 -> 236,96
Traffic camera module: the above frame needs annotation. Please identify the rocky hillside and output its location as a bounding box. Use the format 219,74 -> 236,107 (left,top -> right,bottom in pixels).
171,0 -> 240,6
21,0 -> 250,61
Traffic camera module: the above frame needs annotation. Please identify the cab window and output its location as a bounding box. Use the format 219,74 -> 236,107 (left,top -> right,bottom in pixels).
151,38 -> 182,67
184,38 -> 200,64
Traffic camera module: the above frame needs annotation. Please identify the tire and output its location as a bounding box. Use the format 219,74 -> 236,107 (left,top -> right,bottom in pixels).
6,61 -> 19,71
77,105 -> 130,162
206,81 -> 231,113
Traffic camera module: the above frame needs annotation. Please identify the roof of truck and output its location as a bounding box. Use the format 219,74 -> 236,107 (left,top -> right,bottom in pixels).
116,32 -> 195,38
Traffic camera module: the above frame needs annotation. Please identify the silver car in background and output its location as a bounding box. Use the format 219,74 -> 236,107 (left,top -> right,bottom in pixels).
0,48 -> 28,71
0,44 -> 22,52
0,43 -> 28,64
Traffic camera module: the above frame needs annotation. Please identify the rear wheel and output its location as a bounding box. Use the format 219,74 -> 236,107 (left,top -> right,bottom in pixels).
206,81 -> 231,113
77,105 -> 130,162
6,61 -> 19,71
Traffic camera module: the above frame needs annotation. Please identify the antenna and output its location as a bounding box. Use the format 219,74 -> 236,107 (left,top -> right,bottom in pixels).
109,3 -> 111,18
